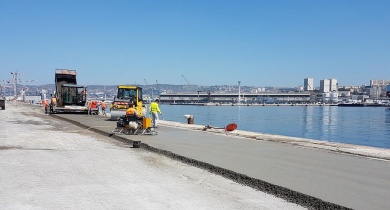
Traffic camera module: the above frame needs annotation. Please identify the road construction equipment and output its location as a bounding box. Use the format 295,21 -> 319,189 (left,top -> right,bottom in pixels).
50,69 -> 95,114
110,85 -> 147,120
110,112 -> 157,136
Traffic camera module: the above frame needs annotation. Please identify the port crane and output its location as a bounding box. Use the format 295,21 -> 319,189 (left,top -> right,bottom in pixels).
181,74 -> 191,85
1,70 -> 35,98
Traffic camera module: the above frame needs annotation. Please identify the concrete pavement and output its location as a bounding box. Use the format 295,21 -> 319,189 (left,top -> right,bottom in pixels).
53,111 -> 390,210
0,102 -> 305,210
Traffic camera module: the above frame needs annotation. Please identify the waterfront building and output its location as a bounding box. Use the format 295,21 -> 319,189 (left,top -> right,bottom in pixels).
330,78 -> 338,92
370,80 -> 390,97
304,78 -> 314,91
160,92 -> 311,104
370,87 -> 381,98
370,80 -> 390,87
320,79 -> 330,93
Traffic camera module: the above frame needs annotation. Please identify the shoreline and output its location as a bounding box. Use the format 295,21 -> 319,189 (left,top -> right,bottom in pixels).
157,120 -> 390,161
165,102 -> 390,107
14,101 -> 390,161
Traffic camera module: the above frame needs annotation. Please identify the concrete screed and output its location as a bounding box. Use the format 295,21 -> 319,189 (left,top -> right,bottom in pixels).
0,102 -> 304,210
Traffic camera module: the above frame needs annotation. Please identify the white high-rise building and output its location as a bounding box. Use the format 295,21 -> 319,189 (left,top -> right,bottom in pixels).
330,78 -> 338,92
304,78 -> 314,91
320,79 -> 330,93
370,80 -> 390,87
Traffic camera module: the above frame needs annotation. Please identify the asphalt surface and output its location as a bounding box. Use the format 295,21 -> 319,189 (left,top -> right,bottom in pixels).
0,102 -> 304,210
52,111 -> 390,210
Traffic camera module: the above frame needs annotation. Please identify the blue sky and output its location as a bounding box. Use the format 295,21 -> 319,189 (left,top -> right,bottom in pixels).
0,0 -> 389,87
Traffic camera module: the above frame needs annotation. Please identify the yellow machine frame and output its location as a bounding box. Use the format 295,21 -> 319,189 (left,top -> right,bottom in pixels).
110,85 -> 145,117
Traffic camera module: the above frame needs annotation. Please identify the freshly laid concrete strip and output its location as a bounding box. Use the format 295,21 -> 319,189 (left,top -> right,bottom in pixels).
51,112 -> 390,210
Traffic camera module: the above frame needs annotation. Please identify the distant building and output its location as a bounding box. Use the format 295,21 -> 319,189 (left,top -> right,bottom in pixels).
370,80 -> 390,87
370,87 -> 382,98
340,85 -> 362,93
370,80 -> 390,97
320,79 -> 330,93
304,78 -> 314,91
330,78 -> 338,92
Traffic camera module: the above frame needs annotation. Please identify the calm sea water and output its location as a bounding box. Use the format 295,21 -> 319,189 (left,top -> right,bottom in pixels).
156,105 -> 390,149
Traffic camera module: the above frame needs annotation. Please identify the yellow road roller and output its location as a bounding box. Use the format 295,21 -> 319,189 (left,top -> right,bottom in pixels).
110,85 -> 147,120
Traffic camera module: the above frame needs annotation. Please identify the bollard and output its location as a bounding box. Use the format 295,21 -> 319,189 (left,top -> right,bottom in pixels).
187,116 -> 194,124
184,115 -> 194,124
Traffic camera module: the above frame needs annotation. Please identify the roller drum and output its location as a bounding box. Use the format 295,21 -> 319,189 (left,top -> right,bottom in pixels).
110,110 -> 126,121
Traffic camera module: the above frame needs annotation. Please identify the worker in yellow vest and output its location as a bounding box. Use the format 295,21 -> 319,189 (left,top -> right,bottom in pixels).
51,95 -> 57,110
149,99 -> 162,128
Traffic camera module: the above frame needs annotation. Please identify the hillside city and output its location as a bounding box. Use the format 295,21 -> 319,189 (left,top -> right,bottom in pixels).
1,78 -> 389,100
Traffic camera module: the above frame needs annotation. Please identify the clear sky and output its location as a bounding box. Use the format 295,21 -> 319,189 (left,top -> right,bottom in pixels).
0,0 -> 389,87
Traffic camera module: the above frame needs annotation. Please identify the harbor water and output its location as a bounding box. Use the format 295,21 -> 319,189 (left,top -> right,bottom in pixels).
157,105 -> 390,149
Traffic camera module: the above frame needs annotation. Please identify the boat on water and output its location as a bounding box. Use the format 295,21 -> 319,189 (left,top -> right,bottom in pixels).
338,103 -> 365,107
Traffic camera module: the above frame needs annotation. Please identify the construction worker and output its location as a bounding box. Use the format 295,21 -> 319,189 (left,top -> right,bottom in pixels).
149,99 -> 162,128
51,95 -> 57,110
44,101 -> 49,114
88,101 -> 92,115
101,100 -> 107,116
126,107 -> 138,116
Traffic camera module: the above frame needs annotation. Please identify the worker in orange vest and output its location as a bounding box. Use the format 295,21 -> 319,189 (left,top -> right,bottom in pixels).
126,107 -> 138,117
101,100 -> 107,116
44,102 -> 49,114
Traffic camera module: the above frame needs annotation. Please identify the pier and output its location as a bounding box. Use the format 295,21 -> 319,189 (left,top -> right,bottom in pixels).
2,102 -> 390,210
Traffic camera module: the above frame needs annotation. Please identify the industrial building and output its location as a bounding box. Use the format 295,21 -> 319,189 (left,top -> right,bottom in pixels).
160,92 -> 311,104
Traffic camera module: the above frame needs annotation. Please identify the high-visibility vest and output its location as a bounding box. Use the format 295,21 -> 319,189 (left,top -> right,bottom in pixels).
52,97 -> 56,103
149,102 -> 161,113
126,108 -> 135,115
101,102 -> 106,109
88,102 -> 92,108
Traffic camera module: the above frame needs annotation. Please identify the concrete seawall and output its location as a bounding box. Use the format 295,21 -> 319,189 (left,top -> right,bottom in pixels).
157,120 -> 390,161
